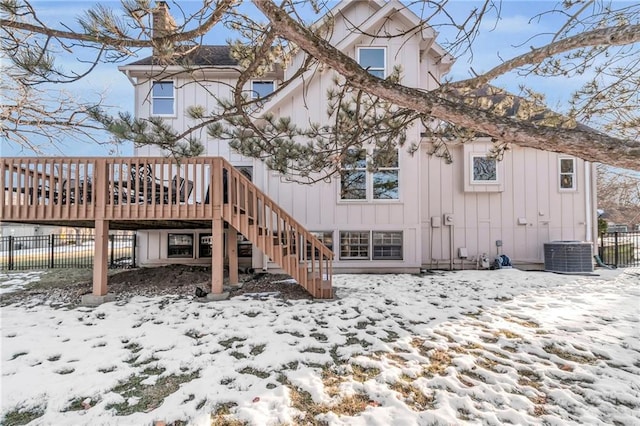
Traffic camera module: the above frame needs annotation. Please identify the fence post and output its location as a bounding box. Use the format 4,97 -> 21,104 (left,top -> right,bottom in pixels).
49,234 -> 55,268
131,233 -> 137,268
598,233 -> 603,260
614,232 -> 619,268
8,236 -> 14,271
109,234 -> 114,268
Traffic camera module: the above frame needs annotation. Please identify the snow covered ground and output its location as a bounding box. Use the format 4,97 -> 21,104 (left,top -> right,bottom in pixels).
1,268 -> 639,425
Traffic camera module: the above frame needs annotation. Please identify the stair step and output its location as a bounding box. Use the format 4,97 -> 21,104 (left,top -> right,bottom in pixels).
220,163 -> 332,299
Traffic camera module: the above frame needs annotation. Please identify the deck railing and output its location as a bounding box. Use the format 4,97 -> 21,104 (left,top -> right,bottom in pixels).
1,157 -> 215,221
2,156 -> 333,298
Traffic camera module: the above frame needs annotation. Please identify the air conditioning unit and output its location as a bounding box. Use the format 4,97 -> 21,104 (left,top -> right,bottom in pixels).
544,241 -> 593,273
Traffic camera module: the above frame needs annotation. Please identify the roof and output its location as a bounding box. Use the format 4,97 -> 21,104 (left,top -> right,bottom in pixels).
127,45 -> 237,66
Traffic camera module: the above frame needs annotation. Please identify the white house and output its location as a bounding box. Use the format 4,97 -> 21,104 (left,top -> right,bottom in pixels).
119,0 -> 598,273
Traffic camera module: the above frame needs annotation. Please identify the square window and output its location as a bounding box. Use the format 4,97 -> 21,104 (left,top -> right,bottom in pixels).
471,155 -> 498,183
559,158 -> 576,190
340,170 -> 367,199
251,81 -> 275,99
373,170 -> 399,199
372,231 -> 403,260
358,47 -> 385,78
152,81 -> 174,115
168,233 -> 193,258
339,231 -> 369,259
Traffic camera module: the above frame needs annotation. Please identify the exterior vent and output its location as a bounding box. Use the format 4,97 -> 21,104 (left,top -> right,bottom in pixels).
544,241 -> 593,273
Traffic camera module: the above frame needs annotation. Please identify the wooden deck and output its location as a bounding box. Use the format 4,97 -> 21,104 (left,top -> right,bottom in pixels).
1,157 -> 333,300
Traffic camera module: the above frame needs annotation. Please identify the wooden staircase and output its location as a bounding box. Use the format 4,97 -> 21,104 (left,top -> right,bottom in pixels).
219,159 -> 333,299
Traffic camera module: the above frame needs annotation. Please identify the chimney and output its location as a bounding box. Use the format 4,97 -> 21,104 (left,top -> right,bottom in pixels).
152,1 -> 177,59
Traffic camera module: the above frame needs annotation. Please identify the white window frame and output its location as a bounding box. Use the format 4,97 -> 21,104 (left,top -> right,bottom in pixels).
339,148 -> 400,202
339,231 -> 370,260
251,80 -> 275,99
559,157 -> 577,191
339,230 -> 403,261
151,80 -> 176,117
357,47 -> 386,78
372,231 -> 403,260
470,154 -> 499,184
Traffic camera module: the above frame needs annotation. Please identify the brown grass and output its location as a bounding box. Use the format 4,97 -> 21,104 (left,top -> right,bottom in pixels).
423,349 -> 452,377
209,402 -> 246,426
389,380 -> 434,411
543,345 -> 597,364
281,376 -> 371,424
351,364 -> 380,382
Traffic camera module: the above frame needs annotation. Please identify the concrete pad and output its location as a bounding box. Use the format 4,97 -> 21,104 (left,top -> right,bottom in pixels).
205,291 -> 230,301
81,293 -> 116,307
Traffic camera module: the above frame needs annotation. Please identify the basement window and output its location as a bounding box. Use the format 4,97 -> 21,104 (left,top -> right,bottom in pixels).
339,231 -> 369,260
168,233 -> 194,258
372,231 -> 403,260
307,231 -> 334,258
339,231 -> 403,260
199,233 -> 212,258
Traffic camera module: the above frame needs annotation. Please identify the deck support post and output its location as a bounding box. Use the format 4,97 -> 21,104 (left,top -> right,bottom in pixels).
81,218 -> 114,306
228,226 -> 239,286
208,217 -> 228,300
207,158 -> 228,301
94,219 -> 109,295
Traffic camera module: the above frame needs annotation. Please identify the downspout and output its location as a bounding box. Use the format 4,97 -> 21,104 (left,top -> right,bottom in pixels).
262,159 -> 269,271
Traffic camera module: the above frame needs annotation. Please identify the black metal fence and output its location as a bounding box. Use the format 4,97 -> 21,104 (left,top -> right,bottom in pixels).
599,231 -> 640,268
0,234 -> 136,271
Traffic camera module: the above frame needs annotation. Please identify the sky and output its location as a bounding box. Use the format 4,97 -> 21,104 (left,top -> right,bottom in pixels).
0,0 -> 629,158
1,267 -> 639,424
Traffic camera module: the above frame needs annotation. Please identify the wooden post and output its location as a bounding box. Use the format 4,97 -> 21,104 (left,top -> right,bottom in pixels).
208,159 -> 228,300
211,217 -> 225,295
93,219 -> 109,296
228,226 -> 239,285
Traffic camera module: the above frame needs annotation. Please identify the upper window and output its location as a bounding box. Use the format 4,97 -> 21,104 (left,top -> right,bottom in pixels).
471,155 -> 498,183
340,149 -> 399,201
152,81 -> 174,115
358,47 -> 385,78
559,158 -> 576,190
251,81 -> 275,99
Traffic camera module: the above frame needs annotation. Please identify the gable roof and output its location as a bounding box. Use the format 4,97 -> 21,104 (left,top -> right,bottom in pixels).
127,45 -> 237,66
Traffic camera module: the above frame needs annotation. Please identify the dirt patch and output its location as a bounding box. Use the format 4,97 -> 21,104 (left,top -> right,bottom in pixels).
1,265 -> 313,307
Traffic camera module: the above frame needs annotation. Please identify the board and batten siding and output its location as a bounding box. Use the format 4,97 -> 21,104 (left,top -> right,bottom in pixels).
420,141 -> 591,266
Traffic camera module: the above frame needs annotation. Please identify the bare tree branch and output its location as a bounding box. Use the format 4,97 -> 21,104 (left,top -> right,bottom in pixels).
455,23 -> 640,89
